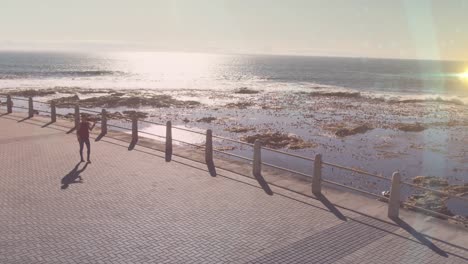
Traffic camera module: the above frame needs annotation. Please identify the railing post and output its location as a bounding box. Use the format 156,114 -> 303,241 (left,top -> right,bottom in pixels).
205,129 -> 216,176
6,95 -> 12,114
101,109 -> 107,135
50,101 -> 56,123
74,105 -> 80,129
253,140 -> 262,177
165,121 -> 172,162
388,171 -> 401,218
312,154 -> 322,196
251,140 -> 273,195
28,97 -> 34,118
132,115 -> 138,142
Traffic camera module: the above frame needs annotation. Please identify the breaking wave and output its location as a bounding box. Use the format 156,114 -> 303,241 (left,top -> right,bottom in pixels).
0,70 -> 125,79
305,86 -> 467,105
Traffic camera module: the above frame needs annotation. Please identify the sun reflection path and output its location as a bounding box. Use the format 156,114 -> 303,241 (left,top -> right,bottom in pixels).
111,52 -> 230,89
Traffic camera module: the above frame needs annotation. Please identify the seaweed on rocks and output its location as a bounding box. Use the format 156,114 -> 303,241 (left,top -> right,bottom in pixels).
51,94 -> 200,109
224,126 -> 255,133
404,176 -> 468,224
397,123 -> 426,132
241,132 -> 316,149
9,89 -> 56,97
49,95 -> 80,107
405,193 -> 453,217
225,102 -> 254,109
61,110 -> 148,122
234,88 -> 260,94
196,117 -> 217,123
122,110 -> 148,119
308,91 -> 362,98
412,176 -> 449,188
335,124 -> 373,137
106,111 -> 148,120
79,94 -> 200,108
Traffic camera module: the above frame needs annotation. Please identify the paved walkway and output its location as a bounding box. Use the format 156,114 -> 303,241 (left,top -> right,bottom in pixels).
1,113 -> 468,264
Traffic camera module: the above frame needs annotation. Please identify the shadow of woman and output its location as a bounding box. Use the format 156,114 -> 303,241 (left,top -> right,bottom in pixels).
61,162 -> 89,189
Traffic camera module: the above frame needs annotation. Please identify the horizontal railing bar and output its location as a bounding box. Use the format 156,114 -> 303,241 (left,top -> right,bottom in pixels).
36,110 -> 51,114
172,138 -> 204,148
107,124 -> 131,130
10,97 -> 30,101
213,149 -> 253,162
262,146 -> 315,161
139,119 -> 165,126
80,108 -> 101,114
322,179 -> 389,200
12,106 -> 29,110
171,125 -> 207,135
138,130 -> 166,139
31,100 -> 50,105
262,161 -> 311,178
402,203 -> 462,222
107,117 -> 132,122
322,161 -> 389,181
211,135 -> 254,147
401,182 -> 468,202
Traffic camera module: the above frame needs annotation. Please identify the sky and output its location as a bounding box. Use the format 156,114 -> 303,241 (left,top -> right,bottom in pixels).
1,0 -> 468,60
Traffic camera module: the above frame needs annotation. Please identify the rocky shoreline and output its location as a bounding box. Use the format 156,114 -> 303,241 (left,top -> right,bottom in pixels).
404,176 -> 468,227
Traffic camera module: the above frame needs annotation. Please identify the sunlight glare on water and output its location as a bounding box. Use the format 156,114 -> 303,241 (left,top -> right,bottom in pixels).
112,52 -> 230,89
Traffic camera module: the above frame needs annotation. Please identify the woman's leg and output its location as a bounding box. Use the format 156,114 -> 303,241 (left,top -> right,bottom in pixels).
79,139 -> 85,161
85,138 -> 91,161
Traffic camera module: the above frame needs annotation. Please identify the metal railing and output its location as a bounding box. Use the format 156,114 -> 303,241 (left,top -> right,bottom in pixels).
2,94 -> 467,223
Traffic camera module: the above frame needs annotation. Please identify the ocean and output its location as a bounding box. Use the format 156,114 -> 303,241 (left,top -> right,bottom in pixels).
1,51 -> 468,103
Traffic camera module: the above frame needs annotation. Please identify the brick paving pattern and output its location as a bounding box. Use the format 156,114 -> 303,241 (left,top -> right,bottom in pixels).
1,116 -> 467,263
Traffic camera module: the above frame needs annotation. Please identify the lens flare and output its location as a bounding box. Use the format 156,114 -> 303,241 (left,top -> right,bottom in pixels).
459,70 -> 468,81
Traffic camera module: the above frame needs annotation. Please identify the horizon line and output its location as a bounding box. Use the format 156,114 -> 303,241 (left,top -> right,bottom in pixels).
0,46 -> 465,63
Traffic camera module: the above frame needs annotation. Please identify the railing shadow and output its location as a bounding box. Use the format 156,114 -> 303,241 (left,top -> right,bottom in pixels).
390,216 -> 448,257
41,121 -> 55,128
95,132 -> 106,142
253,171 -> 273,196
207,160 -> 217,177
128,138 -> 138,150
17,116 -> 32,123
66,127 -> 76,134
316,194 -> 347,221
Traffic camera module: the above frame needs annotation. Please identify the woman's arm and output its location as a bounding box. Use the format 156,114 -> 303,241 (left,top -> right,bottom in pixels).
89,121 -> 96,131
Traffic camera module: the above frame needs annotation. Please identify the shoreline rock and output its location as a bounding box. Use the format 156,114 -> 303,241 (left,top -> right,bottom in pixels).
234,87 -> 260,94
225,126 -> 256,133
397,123 -> 426,132
335,124 -> 373,137
51,94 -> 200,109
225,102 -> 254,109
404,176 -> 468,224
50,95 -> 80,107
196,117 -> 217,123
308,91 -> 362,99
8,89 -> 56,97
241,132 -> 316,149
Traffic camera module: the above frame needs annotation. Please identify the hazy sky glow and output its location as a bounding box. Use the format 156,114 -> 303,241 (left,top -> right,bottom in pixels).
1,0 -> 468,60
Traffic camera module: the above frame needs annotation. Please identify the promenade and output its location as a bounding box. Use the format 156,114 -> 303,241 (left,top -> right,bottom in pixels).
1,112 -> 467,264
